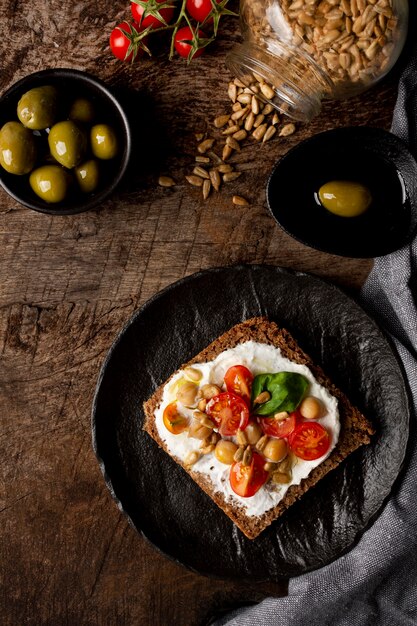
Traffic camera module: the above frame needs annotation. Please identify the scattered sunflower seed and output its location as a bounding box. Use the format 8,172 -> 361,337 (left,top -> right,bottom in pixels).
223,171 -> 242,182
202,179 -> 211,200
232,195 -> 249,206
217,163 -> 233,174
195,155 -> 210,163
158,176 -> 175,187
193,166 -> 210,179
279,123 -> 296,137
263,125 -> 277,143
186,175 -> 204,187
209,169 -> 221,192
197,138 -> 215,153
214,114 -> 230,128
226,136 -> 241,151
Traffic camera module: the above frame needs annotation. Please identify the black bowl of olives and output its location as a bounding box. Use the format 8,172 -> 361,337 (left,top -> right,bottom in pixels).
0,68 -> 131,215
266,127 -> 417,258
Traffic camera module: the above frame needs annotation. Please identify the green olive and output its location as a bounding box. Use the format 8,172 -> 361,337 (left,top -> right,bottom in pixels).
318,180 -> 372,217
48,121 -> 87,169
74,159 -> 100,193
17,85 -> 58,130
29,165 -> 72,203
69,98 -> 95,124
0,121 -> 37,175
90,124 -> 118,160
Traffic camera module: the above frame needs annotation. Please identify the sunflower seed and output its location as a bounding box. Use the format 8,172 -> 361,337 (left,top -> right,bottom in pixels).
202,179 -> 211,200
197,138 -> 215,154
214,114 -> 230,128
233,129 -> 248,141
193,166 -> 210,179
279,123 -> 296,137
232,195 -> 249,206
195,155 -> 210,163
263,125 -> 277,142
158,176 -> 175,187
185,175 -> 204,187
222,124 -> 241,135
222,144 -> 233,161
226,136 -> 241,151
252,123 -> 268,141
217,163 -> 233,174
209,169 -> 221,191
223,171 -> 242,182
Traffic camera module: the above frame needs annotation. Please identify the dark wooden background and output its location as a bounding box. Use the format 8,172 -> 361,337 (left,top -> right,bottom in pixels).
0,1 -> 398,624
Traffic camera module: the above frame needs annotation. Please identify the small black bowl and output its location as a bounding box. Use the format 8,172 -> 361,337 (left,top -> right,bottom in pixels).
0,68 -> 131,215
266,127 -> 417,258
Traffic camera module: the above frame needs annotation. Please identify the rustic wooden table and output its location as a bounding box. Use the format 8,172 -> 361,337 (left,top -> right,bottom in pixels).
0,1 -> 398,624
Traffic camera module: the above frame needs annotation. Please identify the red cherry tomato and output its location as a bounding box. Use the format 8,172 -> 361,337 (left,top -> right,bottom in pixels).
186,0 -> 221,23
224,365 -> 253,403
206,392 -> 249,436
109,21 -> 144,62
258,411 -> 299,439
174,26 -> 206,59
289,422 -> 331,460
163,402 -> 188,435
131,0 -> 174,28
230,451 -> 269,498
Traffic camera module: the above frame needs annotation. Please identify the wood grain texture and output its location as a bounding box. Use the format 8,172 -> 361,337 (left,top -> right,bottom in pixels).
0,1 -> 398,624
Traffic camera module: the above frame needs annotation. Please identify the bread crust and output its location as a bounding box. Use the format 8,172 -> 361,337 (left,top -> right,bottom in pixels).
142,317 -> 374,539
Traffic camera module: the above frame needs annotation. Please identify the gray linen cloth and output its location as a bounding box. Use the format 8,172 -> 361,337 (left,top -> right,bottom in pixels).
214,46 -> 417,626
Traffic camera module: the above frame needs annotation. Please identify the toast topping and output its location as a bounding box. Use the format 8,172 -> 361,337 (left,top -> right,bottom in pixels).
153,341 -> 340,517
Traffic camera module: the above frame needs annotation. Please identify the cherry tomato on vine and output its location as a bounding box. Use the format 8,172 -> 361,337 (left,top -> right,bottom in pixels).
258,411 -> 299,439
174,26 -> 206,59
131,0 -> 174,28
224,365 -> 253,404
289,422 -> 331,461
109,21 -> 147,62
230,451 -> 269,498
206,392 -> 249,436
186,0 -> 221,23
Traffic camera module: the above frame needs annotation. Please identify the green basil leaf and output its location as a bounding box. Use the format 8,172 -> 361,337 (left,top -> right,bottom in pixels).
252,372 -> 309,416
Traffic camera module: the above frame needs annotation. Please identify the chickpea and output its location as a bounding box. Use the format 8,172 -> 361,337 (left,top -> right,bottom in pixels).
263,437 -> 287,463
299,396 -> 323,420
215,440 -> 238,465
188,419 -> 213,440
244,421 -> 263,445
176,381 -> 198,407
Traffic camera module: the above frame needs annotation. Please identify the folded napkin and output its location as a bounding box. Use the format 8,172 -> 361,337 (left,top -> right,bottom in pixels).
213,40 -> 417,626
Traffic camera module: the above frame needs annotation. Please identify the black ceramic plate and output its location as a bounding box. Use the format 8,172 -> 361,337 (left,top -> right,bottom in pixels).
92,265 -> 410,581
266,127 -> 417,258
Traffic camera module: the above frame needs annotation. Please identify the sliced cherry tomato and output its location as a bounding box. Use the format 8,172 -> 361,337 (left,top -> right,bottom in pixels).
289,422 -> 331,460
224,365 -> 253,403
258,411 -> 298,439
131,0 -> 174,28
206,392 -> 249,436
230,451 -> 269,498
186,0 -> 221,23
174,26 -> 206,60
163,402 -> 188,434
109,21 -> 146,62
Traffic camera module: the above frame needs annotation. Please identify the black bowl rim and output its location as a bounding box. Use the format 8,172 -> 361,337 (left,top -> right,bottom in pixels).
0,68 -> 132,216
266,126 -> 417,258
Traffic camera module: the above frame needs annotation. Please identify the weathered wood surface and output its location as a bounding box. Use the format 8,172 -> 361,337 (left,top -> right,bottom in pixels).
0,1 -> 398,625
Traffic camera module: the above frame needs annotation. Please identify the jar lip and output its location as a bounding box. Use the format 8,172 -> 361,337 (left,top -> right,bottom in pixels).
226,42 -> 334,123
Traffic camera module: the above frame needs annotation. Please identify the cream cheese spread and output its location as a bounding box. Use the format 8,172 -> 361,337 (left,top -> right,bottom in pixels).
154,341 -> 340,517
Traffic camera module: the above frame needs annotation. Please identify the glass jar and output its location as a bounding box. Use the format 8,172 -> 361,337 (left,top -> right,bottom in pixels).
226,0 -> 408,121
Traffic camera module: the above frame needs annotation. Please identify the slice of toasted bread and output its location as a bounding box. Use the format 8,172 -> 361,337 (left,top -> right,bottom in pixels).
143,317 -> 374,539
